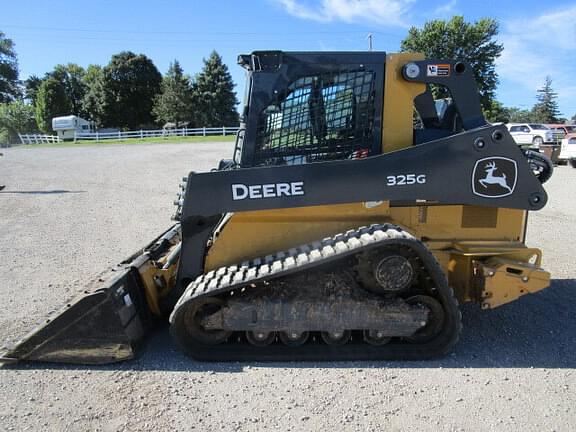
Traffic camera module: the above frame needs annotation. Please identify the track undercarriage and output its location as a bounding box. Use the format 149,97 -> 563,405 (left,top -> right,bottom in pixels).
170,224 -> 462,361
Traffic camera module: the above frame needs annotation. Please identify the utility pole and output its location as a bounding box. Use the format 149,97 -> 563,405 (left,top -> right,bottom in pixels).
367,33 -> 373,51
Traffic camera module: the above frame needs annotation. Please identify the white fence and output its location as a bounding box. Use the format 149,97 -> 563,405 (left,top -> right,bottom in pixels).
74,126 -> 239,142
19,134 -> 60,144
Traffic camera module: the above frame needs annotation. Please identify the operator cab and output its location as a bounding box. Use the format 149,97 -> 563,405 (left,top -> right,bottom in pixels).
225,51 -> 484,169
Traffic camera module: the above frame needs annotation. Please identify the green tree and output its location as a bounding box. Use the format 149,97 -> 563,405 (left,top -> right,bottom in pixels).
400,16 -> 504,111
508,107 -> 534,123
24,75 -> 43,105
153,60 -> 194,126
100,51 -> 162,129
484,100 -> 510,123
531,76 -> 560,123
34,78 -> 71,133
571,114 -> 576,124
192,51 -> 239,126
49,64 -> 86,117
0,31 -> 20,102
0,101 -> 37,144
81,65 -> 106,126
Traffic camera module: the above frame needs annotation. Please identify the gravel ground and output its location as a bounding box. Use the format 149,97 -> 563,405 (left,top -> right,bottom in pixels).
0,142 -> 574,432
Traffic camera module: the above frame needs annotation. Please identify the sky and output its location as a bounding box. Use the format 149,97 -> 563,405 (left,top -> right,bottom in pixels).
2,0 -> 575,118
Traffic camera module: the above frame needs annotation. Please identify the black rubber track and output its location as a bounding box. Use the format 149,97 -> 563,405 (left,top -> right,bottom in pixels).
170,224 -> 462,362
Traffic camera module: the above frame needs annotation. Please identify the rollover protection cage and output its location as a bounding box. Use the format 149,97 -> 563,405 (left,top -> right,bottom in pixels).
237,51 -> 386,167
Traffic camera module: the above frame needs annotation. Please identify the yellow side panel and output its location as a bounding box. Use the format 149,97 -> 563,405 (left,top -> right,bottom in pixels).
389,206 -> 526,241
382,53 -> 426,153
205,202 -> 390,271
205,203 -> 526,272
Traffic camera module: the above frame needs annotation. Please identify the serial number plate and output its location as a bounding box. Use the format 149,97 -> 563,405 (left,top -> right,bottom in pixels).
386,174 -> 427,186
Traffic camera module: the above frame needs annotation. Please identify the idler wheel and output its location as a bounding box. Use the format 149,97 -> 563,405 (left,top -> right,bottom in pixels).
183,298 -> 231,345
405,295 -> 445,343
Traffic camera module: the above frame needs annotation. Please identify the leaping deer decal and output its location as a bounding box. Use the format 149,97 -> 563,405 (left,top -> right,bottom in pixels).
479,161 -> 512,192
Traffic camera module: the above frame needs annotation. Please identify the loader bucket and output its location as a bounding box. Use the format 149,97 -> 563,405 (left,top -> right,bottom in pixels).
1,224 -> 181,365
1,268 -> 151,365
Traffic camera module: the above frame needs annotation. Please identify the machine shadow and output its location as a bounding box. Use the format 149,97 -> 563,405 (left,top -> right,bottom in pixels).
0,190 -> 86,194
8,278 -> 574,373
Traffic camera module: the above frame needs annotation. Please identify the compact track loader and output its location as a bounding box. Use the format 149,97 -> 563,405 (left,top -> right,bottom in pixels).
2,51 -> 553,364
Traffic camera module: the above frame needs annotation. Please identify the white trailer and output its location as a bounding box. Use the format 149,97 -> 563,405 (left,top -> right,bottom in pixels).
52,116 -> 93,141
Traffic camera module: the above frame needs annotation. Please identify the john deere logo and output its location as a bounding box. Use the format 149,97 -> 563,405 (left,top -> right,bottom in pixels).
472,157 -> 517,198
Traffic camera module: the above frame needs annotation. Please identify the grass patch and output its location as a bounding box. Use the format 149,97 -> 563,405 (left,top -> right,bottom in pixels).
22,134 -> 236,148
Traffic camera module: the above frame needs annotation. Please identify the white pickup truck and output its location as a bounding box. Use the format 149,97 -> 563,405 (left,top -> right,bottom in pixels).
559,133 -> 576,167
505,123 -> 563,149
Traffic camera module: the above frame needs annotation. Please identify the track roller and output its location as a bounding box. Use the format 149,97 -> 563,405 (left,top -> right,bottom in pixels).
279,331 -> 309,347
321,330 -> 351,345
246,331 -> 276,346
363,329 -> 391,346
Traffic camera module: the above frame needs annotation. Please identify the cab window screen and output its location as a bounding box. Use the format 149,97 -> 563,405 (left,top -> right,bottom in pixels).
254,70 -> 376,165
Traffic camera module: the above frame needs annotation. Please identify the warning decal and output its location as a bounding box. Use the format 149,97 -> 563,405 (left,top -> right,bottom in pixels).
426,64 -> 451,77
